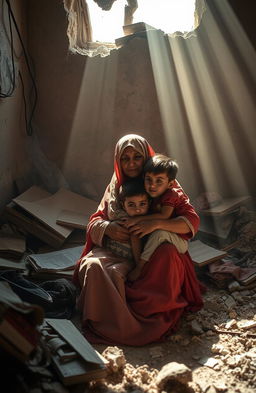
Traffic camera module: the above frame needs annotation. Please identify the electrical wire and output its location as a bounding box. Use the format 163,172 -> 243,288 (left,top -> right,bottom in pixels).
0,0 -> 16,97
2,0 -> 38,136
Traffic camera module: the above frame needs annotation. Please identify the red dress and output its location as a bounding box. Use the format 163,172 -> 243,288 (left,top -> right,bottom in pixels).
73,134 -> 204,345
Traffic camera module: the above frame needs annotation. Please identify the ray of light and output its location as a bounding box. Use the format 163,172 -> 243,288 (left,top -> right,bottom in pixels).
146,0 -> 256,199
62,53 -> 118,199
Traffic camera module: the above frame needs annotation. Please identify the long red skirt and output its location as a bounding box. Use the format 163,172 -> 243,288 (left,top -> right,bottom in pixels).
75,243 -> 204,346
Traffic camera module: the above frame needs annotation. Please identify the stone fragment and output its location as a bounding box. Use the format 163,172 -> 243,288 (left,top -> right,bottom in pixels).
190,319 -> 204,335
231,291 -> 242,300
198,356 -> 219,368
102,346 -> 126,373
211,343 -> 229,355
205,386 -> 217,393
238,320 -> 256,330
228,281 -> 241,292
225,319 -> 237,329
204,300 -> 223,312
228,310 -> 237,318
212,381 -> 228,391
155,362 -> 192,390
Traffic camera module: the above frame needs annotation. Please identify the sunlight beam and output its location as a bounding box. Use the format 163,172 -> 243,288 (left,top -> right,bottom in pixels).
147,0 -> 255,197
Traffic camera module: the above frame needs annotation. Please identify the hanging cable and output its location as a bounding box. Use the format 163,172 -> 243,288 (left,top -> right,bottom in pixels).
4,0 -> 38,135
0,0 -> 16,98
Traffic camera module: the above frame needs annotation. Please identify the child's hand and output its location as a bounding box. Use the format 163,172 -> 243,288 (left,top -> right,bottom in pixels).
122,216 -> 142,229
127,266 -> 142,281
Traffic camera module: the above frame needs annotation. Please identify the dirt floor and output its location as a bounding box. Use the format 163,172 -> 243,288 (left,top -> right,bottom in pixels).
2,204 -> 256,393
72,277 -> 256,393
72,205 -> 256,393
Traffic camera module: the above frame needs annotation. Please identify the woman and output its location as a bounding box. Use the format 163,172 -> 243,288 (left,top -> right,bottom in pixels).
73,134 -> 203,346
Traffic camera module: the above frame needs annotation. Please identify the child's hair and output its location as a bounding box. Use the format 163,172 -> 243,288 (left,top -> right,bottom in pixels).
118,178 -> 148,203
144,154 -> 178,181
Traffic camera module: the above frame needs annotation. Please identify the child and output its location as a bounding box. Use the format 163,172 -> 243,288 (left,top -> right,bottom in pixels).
104,178 -> 150,265
125,154 -> 194,281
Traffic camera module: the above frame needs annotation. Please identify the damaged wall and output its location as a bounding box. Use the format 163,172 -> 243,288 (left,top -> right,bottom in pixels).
0,0 -> 33,211
0,0 -> 255,211
26,0 -> 167,201
25,0 -> 255,203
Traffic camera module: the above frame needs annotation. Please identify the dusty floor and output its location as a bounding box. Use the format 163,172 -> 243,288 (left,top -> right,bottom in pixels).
2,205 -> 256,393
68,275 -> 256,393
2,265 -> 256,393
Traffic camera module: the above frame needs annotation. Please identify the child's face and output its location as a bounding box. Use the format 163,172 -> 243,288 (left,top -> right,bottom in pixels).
123,194 -> 149,217
144,172 -> 173,198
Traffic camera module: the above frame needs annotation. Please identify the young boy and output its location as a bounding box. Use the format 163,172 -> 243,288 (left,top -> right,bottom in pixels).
124,154 -> 194,281
104,178 -> 150,265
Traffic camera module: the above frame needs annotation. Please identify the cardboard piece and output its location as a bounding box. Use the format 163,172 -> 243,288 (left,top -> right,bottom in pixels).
2,202 -> 66,249
3,186 -> 98,248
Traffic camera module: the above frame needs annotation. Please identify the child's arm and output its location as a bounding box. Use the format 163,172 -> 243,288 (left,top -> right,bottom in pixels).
128,234 -> 147,281
123,205 -> 174,228
130,234 -> 142,264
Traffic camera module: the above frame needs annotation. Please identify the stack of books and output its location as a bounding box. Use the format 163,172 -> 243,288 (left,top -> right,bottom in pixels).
41,318 -> 108,385
26,245 -> 83,280
0,281 -> 43,362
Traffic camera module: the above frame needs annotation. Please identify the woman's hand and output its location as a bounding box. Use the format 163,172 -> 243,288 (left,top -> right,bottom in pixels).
129,219 -> 159,238
105,221 -> 130,242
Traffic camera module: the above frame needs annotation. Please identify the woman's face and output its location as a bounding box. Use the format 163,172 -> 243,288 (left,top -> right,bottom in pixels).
120,146 -> 144,178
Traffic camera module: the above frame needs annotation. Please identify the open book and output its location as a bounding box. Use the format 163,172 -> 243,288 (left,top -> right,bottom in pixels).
189,240 -> 227,267
26,245 -> 83,274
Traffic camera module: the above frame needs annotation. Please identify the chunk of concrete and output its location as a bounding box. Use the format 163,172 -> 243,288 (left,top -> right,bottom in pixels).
155,362 -> 192,390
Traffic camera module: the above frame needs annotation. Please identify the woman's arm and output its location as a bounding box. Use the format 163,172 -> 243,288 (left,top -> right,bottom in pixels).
122,205 -> 174,228
104,221 -> 130,242
129,216 -> 193,238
